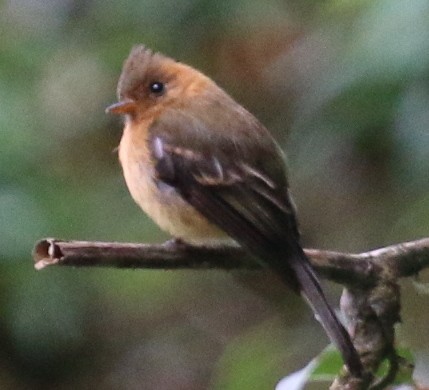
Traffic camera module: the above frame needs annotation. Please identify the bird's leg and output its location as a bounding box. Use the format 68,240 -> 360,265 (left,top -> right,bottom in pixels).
163,237 -> 192,250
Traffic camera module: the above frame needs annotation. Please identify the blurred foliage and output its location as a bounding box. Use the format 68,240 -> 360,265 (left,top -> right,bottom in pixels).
1,0 -> 429,389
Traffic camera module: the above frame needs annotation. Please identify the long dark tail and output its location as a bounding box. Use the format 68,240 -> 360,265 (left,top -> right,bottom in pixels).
284,248 -> 363,377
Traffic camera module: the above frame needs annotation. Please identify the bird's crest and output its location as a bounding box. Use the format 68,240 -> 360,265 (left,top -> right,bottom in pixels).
117,45 -> 172,100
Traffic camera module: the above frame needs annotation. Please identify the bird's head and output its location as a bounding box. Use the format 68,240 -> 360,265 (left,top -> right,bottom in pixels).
106,45 -> 212,121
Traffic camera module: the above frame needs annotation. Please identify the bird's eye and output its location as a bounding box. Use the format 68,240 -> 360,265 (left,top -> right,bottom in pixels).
149,81 -> 165,95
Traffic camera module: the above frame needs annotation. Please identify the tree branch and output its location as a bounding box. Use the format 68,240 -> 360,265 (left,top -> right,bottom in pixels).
33,237 -> 429,283
32,237 -> 427,389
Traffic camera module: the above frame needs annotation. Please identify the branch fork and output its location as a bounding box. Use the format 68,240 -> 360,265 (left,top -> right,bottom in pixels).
33,237 -> 429,389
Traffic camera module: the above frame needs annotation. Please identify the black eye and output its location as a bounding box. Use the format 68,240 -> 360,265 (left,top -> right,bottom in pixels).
149,81 -> 165,94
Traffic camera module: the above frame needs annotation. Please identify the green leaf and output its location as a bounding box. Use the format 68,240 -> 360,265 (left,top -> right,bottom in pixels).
310,345 -> 342,381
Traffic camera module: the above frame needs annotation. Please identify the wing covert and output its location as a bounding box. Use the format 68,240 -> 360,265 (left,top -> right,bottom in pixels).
149,109 -> 301,260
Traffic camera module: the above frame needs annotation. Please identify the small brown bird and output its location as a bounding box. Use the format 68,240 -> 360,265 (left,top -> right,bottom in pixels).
106,45 -> 362,377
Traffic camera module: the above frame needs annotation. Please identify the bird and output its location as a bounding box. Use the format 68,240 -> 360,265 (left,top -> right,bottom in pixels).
106,44 -> 363,377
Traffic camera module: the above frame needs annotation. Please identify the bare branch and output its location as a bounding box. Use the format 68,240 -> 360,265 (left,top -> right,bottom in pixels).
32,237 -> 429,284
32,236 -> 427,389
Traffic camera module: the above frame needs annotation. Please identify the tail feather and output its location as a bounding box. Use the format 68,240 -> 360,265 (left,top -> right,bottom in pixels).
285,250 -> 363,377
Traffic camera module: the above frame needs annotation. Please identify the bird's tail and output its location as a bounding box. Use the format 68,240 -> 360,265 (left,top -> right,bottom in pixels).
283,248 -> 363,377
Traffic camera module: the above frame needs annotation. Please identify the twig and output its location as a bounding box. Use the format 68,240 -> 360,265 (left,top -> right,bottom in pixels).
33,237 -> 429,284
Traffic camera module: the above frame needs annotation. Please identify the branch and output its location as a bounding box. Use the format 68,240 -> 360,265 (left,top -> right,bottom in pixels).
32,237 -> 429,284
32,237 -> 426,389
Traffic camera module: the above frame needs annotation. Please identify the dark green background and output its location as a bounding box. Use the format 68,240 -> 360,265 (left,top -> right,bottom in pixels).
1,0 -> 429,388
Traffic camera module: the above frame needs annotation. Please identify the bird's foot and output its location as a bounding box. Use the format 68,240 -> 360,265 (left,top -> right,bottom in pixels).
163,238 -> 192,250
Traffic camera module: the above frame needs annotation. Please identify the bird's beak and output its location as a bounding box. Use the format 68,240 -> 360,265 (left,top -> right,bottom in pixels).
105,99 -> 137,115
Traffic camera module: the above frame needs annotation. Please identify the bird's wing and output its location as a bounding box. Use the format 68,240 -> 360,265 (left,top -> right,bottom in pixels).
148,109 -> 301,269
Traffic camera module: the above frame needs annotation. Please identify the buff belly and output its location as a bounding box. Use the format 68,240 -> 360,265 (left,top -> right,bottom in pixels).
119,132 -> 229,245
